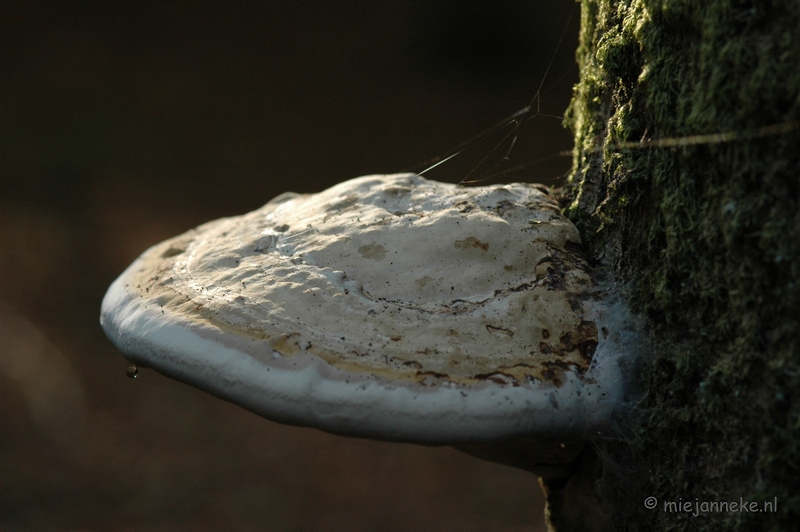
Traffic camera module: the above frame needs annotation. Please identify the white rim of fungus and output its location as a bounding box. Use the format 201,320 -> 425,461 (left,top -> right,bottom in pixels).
101,174 -> 628,445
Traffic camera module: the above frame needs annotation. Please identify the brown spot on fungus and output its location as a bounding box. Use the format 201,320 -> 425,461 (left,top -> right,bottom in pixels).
454,236 -> 489,252
358,243 -> 387,260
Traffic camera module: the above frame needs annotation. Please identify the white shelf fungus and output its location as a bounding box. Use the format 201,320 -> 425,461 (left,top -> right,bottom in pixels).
101,174 -> 626,477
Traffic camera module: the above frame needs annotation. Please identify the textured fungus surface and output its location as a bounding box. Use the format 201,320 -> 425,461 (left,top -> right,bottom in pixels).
114,174 -> 598,385
102,174 -> 623,448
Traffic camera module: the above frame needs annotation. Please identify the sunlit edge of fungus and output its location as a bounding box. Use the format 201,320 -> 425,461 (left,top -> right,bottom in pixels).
101,268 -> 636,446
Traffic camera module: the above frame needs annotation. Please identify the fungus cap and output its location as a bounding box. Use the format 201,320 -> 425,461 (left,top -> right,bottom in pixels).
101,174 -> 622,470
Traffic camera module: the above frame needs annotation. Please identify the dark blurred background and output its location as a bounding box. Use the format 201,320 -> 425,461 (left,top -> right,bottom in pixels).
0,2 -> 579,530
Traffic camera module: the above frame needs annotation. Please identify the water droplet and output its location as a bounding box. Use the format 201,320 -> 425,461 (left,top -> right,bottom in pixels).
125,362 -> 138,379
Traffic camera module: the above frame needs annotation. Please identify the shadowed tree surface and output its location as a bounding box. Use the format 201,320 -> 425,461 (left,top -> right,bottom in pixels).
547,0 -> 800,530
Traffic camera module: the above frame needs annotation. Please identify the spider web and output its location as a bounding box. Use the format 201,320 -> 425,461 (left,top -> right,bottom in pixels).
404,3 -> 797,188
401,2 -> 579,187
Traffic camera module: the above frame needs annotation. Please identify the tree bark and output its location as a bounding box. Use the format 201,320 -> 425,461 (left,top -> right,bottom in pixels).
544,0 -> 800,530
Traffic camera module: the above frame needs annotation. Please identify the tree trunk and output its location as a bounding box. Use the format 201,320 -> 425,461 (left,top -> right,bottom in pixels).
544,0 -> 800,530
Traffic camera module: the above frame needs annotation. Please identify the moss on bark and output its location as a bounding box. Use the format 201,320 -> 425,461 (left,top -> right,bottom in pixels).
554,0 -> 800,530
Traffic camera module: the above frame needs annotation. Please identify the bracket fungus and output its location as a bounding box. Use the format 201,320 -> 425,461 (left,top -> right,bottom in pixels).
101,174 -> 629,478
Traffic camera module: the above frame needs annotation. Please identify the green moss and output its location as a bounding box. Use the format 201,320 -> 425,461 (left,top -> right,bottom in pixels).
561,0 -> 800,530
